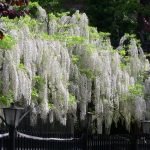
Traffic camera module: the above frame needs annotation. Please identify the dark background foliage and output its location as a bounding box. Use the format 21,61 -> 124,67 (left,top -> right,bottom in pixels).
29,0 -> 150,49
1,0 -> 148,50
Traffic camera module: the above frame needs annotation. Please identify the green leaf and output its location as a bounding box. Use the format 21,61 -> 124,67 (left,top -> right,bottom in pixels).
0,35 -> 16,50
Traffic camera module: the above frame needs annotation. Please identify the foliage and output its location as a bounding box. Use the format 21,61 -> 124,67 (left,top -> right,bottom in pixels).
144,93 -> 150,101
69,93 -> 76,105
119,49 -> 129,70
1,15 -> 38,35
40,32 -> 85,46
66,36 -> 85,47
18,16 -> 38,32
31,88 -> 39,99
1,17 -> 18,30
119,63 -> 127,70
0,80 -> 13,106
119,49 -> 126,57
28,2 -> 39,18
89,27 -> 100,40
0,1 -> 29,19
48,13 -> 58,20
0,90 -> 14,106
48,102 -> 55,109
71,55 -> 80,65
18,63 -> 27,72
99,32 -> 110,39
28,0 -> 150,47
85,43 -> 96,54
128,83 -> 144,98
0,34 -> 16,50
32,75 -> 45,103
29,1 -> 39,8
30,0 -> 62,13
86,0 -> 139,46
40,33 -> 52,40
33,75 -> 45,90
55,12 -> 70,18
40,32 -> 65,41
80,68 -> 95,79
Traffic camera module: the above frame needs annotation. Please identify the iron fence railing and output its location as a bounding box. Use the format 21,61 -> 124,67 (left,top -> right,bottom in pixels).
0,131 -> 150,150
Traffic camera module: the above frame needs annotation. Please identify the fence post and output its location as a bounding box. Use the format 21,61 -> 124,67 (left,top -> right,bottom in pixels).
8,126 -> 16,150
82,133 -> 87,150
130,135 -> 137,150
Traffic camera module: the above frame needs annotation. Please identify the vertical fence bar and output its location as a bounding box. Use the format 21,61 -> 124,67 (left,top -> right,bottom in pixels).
0,137 -> 2,150
82,133 -> 87,150
5,135 -> 8,150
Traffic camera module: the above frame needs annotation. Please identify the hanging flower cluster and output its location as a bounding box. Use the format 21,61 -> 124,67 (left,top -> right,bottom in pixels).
0,9 -> 149,133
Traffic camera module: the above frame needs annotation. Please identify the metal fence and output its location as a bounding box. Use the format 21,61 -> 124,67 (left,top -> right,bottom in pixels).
0,131 -> 150,150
